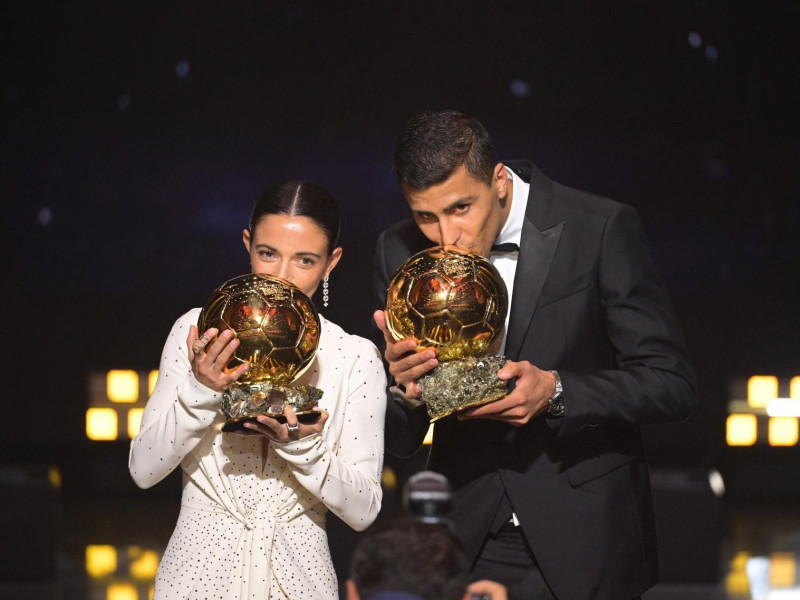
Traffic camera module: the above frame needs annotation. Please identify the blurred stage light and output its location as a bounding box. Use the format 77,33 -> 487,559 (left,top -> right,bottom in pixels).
688,32 -> 702,48
38,207 -> 52,226
381,466 -> 397,491
128,408 -> 144,439
148,370 -> 159,395
175,60 -> 190,79
108,583 -> 138,600
88,369 -> 155,441
510,79 -> 532,98
766,398 -> 800,418
726,551 -> 751,595
708,469 -> 726,497
108,370 -> 139,403
129,547 -> 159,579
86,545 -> 117,578
705,45 -> 719,62
117,94 -> 132,111
727,414 -> 757,446
768,417 -> 799,447
86,408 -> 118,441
48,465 -> 62,490
791,377 -> 800,399
770,552 -> 797,588
748,375 -> 778,408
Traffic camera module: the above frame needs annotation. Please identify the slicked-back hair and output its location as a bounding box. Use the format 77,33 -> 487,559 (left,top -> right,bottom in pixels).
249,180 -> 340,255
394,110 -> 498,190
349,518 -> 470,600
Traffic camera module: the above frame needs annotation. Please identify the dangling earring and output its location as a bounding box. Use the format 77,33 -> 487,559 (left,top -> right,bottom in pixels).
323,275 -> 329,308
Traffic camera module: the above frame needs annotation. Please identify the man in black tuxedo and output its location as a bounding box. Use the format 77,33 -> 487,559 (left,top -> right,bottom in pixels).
372,110 -> 698,600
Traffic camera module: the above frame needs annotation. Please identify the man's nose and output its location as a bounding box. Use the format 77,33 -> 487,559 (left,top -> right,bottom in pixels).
438,221 -> 460,246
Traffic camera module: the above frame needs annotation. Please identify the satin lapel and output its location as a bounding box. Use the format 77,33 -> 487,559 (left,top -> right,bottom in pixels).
504,217 -> 563,360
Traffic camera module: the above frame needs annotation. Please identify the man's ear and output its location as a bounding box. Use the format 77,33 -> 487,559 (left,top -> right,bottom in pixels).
493,163 -> 509,195
345,579 -> 360,600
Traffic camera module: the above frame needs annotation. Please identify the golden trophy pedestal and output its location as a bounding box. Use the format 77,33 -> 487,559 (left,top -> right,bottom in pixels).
197,273 -> 323,432
385,246 -> 510,421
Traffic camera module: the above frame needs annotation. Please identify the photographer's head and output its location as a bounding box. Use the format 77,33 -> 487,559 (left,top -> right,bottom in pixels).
346,518 -> 470,600
393,110 -> 512,259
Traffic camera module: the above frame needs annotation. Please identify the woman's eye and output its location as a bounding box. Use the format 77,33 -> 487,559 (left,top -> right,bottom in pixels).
258,250 -> 274,259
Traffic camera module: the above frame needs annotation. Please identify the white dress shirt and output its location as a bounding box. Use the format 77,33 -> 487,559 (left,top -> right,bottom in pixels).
489,166 -> 530,356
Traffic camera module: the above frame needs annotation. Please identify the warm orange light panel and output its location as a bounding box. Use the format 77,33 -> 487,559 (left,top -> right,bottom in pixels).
128,408 -> 144,439
791,377 -> 800,400
748,375 -> 779,408
769,552 -> 797,587
129,549 -> 160,579
107,370 -> 139,403
86,408 -> 118,441
148,370 -> 159,395
726,414 -> 758,446
86,544 -> 117,578
769,417 -> 799,446
107,583 -> 138,600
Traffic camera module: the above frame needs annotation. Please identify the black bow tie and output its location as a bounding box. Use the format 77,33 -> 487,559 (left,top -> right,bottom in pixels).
491,242 -> 519,253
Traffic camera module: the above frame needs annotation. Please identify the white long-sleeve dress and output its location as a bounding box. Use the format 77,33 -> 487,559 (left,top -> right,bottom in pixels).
129,308 -> 386,600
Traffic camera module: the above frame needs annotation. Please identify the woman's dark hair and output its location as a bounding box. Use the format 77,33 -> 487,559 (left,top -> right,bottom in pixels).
394,110 -> 498,190
249,180 -> 341,254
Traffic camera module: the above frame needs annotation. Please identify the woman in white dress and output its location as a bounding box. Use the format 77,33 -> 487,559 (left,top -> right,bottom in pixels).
129,181 -> 387,600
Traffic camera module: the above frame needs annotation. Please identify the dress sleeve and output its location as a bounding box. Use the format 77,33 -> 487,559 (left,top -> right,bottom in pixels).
271,338 -> 387,532
128,310 -> 222,489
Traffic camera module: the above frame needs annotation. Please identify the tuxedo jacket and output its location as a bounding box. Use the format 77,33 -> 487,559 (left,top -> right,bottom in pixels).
373,161 -> 698,600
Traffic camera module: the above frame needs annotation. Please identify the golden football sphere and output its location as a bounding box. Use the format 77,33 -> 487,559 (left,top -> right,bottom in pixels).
385,246 -> 508,361
197,274 -> 320,385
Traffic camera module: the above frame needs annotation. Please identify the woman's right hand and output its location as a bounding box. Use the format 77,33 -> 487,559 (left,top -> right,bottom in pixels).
187,325 -> 250,392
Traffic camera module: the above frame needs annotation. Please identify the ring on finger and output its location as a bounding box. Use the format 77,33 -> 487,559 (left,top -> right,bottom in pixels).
286,423 -> 300,433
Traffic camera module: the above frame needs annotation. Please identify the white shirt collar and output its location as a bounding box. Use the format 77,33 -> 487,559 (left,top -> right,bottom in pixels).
494,166 -> 529,247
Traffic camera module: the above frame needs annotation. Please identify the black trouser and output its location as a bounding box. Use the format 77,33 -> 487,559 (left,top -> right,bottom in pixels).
471,523 -> 642,600
470,523 -> 557,600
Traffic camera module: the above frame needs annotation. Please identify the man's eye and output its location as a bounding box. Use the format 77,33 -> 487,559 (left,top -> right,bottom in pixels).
453,204 -> 469,213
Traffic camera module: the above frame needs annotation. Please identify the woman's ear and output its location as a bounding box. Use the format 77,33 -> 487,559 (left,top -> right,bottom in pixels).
325,246 -> 343,278
242,229 -> 252,253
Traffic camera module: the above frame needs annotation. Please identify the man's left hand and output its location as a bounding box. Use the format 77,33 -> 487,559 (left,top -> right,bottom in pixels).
458,361 -> 556,426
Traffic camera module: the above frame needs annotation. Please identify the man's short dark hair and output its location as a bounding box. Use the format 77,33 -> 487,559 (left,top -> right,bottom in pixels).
349,518 -> 470,600
394,110 -> 498,190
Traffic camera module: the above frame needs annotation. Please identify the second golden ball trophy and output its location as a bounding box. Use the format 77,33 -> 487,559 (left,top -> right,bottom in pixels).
197,274 -> 323,432
385,246 -> 509,421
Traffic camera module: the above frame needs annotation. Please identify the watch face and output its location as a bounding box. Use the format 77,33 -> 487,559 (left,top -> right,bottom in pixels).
547,397 -> 565,418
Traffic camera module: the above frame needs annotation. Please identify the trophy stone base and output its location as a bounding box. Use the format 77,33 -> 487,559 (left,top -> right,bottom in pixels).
419,355 -> 509,422
221,382 -> 323,432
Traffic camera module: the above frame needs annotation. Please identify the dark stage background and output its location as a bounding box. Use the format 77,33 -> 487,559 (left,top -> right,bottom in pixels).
2,0 -> 799,577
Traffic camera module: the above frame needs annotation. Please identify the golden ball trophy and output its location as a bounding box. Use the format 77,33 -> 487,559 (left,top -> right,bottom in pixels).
197,274 -> 322,432
385,246 -> 509,421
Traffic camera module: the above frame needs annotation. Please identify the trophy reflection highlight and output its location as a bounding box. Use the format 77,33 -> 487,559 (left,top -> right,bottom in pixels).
385,246 -> 509,421
197,274 -> 323,432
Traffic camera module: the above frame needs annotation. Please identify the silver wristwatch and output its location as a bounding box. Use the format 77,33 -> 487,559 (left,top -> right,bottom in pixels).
547,370 -> 565,418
